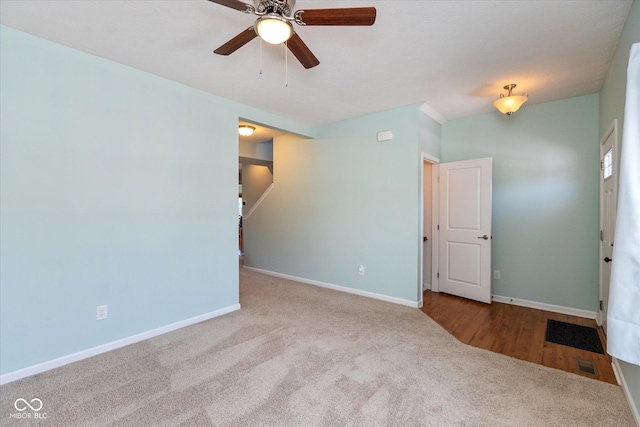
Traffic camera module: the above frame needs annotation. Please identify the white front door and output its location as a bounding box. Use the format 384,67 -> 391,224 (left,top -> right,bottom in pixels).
438,157 -> 493,303
599,121 -> 617,334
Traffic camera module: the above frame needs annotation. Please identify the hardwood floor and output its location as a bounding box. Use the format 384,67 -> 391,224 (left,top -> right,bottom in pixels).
420,290 -> 617,384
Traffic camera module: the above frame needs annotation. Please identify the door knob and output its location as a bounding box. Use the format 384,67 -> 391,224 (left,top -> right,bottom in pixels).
604,257 -> 612,263
477,235 -> 489,240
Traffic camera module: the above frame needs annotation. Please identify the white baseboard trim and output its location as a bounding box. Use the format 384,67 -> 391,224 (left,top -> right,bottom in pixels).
492,295 -> 597,319
244,267 -> 419,308
0,304 -> 241,385
612,358 -> 640,426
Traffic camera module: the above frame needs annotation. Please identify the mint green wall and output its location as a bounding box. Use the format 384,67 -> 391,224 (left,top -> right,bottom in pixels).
598,0 -> 640,413
419,110 -> 442,159
0,26 -> 313,375
241,164 -> 273,213
239,139 -> 274,161
243,104 -> 440,302
442,94 -> 600,311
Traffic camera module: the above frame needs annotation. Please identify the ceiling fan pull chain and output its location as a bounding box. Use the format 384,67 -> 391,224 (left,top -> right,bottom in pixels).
285,40 -> 288,87
259,38 -> 263,75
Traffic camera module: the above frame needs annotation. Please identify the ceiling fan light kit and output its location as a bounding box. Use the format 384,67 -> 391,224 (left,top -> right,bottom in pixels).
255,14 -> 293,44
209,0 -> 376,69
493,84 -> 528,116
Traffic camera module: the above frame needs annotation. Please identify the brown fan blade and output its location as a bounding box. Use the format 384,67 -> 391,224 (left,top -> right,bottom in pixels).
295,7 -> 376,26
214,28 -> 257,55
207,0 -> 253,13
287,33 -> 320,69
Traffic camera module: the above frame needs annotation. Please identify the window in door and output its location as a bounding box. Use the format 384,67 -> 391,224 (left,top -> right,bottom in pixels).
603,148 -> 613,180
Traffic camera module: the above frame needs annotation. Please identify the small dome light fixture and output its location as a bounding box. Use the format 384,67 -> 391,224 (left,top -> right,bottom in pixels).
255,14 -> 294,45
493,84 -> 528,116
238,125 -> 255,137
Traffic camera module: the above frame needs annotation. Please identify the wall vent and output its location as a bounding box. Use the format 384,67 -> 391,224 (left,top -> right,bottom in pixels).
575,358 -> 598,376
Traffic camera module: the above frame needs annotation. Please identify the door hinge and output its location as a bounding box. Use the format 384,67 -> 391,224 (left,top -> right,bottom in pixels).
437,272 -> 439,278
600,160 -> 604,170
437,176 -> 440,183
437,224 -> 440,230
599,300 -> 604,311
600,230 -> 604,241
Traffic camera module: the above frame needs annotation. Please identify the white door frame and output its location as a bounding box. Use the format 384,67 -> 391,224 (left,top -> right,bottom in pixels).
598,119 -> 618,329
419,152 -> 441,307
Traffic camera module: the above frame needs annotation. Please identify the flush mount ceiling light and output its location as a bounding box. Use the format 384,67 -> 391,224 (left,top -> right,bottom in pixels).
493,84 -> 528,116
255,14 -> 293,45
238,125 -> 255,137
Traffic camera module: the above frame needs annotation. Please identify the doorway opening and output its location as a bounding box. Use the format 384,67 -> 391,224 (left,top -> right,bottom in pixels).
420,156 -> 494,306
422,161 -> 434,290
238,120 -> 277,257
420,153 -> 440,307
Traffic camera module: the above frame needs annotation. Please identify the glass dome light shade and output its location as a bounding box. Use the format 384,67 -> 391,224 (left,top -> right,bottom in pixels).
238,125 -> 255,137
493,95 -> 528,115
255,15 -> 293,45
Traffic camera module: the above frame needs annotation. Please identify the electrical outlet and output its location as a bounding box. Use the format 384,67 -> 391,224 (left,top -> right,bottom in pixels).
493,270 -> 501,280
97,305 -> 108,320
358,264 -> 365,276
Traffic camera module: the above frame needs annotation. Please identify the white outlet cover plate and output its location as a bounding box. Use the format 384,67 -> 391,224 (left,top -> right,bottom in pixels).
97,305 -> 108,320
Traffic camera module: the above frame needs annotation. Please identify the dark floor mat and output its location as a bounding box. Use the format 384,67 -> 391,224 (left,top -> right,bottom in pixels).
545,319 -> 605,354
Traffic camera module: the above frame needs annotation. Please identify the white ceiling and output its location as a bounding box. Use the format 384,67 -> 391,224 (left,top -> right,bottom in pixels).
0,0 -> 633,126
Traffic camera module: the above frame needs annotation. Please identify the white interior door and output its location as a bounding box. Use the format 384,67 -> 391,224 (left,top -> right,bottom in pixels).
599,121 -> 617,334
438,157 -> 492,303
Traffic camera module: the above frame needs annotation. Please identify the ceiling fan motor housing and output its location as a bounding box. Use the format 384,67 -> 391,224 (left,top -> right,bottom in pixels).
256,0 -> 294,17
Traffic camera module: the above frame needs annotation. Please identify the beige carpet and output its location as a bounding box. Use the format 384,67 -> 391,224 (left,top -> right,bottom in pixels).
0,269 -> 635,426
